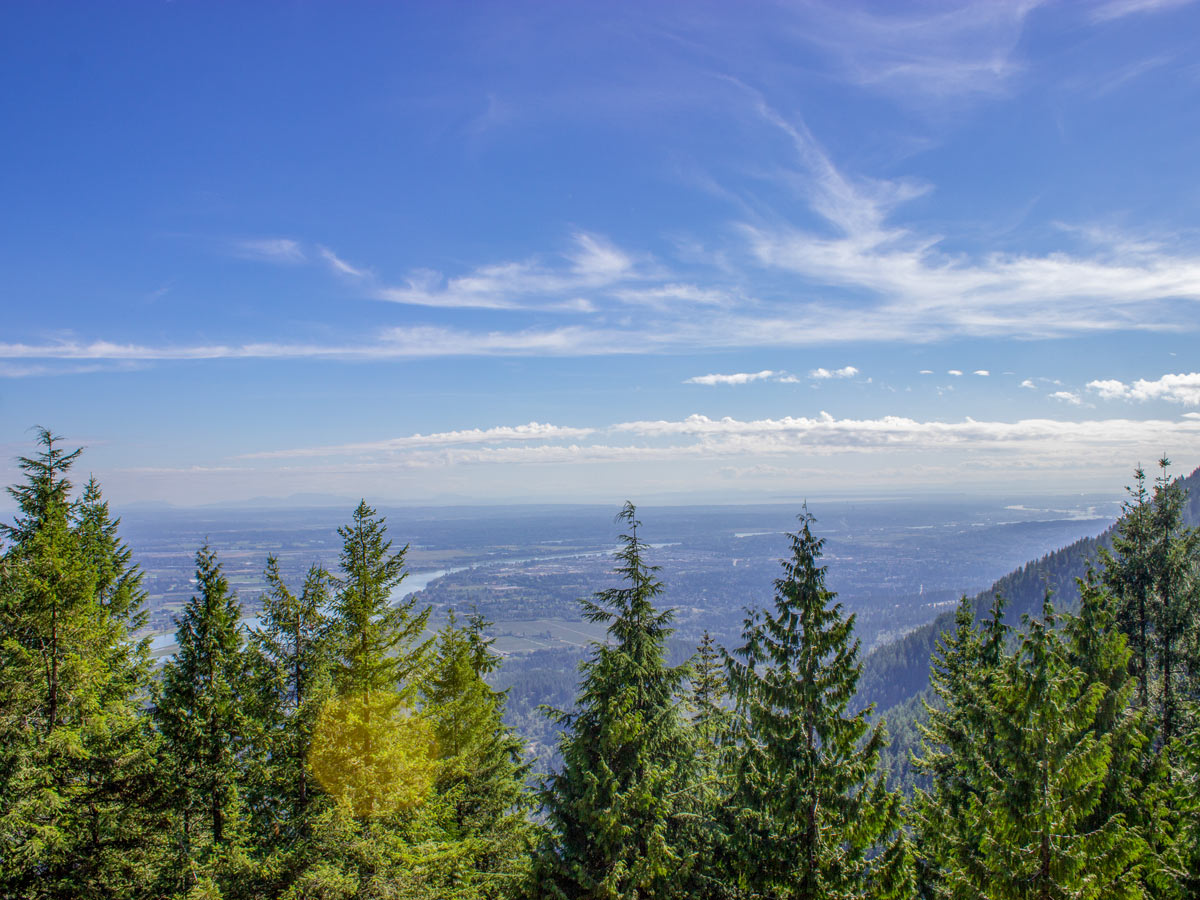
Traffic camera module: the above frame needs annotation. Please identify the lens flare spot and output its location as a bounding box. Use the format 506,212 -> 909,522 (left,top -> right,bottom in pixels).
308,690 -> 436,818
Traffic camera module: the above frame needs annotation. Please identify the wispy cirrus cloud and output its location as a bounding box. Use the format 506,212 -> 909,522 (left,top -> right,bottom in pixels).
738,97 -> 1200,342
1050,390 -> 1084,405
0,326 -> 649,364
373,232 -> 639,311
232,237 -> 306,264
318,246 -> 367,278
611,283 -> 734,309
15,99 -> 1200,368
233,230 -> 641,313
783,1 -> 1042,104
1089,0 -> 1194,22
0,361 -> 144,378
240,422 -> 596,459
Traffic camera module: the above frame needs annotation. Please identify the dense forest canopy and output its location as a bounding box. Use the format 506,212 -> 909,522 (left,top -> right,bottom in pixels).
1,429 -> 1198,899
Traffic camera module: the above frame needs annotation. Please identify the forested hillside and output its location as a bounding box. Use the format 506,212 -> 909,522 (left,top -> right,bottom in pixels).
858,463 -> 1200,715
2,431 -> 1199,899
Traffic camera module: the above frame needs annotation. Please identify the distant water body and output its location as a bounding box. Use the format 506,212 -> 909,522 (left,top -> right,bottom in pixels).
146,541 -> 674,654
147,565 -> 461,654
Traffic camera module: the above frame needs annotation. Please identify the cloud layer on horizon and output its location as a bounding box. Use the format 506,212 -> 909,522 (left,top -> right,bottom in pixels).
224,411 -> 1200,468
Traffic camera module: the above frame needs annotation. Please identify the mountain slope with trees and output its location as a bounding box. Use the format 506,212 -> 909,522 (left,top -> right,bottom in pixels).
858,463 -> 1200,716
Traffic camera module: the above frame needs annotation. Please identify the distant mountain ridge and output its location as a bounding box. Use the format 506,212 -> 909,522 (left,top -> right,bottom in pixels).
857,464 -> 1200,716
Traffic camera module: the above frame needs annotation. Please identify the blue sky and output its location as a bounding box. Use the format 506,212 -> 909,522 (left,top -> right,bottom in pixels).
2,0 -> 1199,507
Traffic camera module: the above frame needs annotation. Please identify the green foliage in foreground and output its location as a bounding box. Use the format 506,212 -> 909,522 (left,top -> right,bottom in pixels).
0,429 -> 163,898
531,502 -> 693,899
1,431 -> 1198,900
725,512 -> 911,899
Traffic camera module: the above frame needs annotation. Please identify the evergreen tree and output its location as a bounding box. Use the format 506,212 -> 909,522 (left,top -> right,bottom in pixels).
314,500 -> 433,820
75,475 -> 147,627
1065,577 -> 1180,899
1,426 -> 82,545
329,500 -> 431,704
724,511 -> 910,900
918,594 -> 1153,900
1,429 -> 87,733
965,603 -> 1146,899
1102,467 -> 1156,710
680,631 -> 735,900
1148,458 -> 1199,748
155,544 -> 251,891
292,502 -> 441,897
912,594 -> 1009,895
689,631 -> 731,751
0,430 -> 163,898
531,502 -> 692,900
1176,726 -> 1200,899
245,559 -> 333,847
421,611 -> 534,899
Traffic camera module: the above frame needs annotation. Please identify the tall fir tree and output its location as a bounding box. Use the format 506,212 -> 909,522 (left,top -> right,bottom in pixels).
75,475 -> 147,627
0,430 -> 163,898
1065,576 -> 1180,898
328,500 -> 429,704
1148,457 -> 1199,748
292,502 -> 441,898
974,603 -> 1146,899
689,631 -> 731,751
421,611 -> 534,899
918,596 -> 1152,900
724,511 -> 911,900
1102,466 -> 1156,710
1,426 -> 82,544
313,500 -> 433,819
155,543 -> 251,892
912,594 -> 1008,896
531,502 -> 693,900
244,559 -> 333,848
679,631 -> 735,900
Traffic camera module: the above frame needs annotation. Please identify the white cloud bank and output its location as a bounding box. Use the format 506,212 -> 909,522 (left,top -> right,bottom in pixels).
686,370 -> 778,386
685,367 -> 860,385
110,410 -> 1200,504
1088,372 -> 1200,405
809,365 -> 859,379
243,411 -> 1200,464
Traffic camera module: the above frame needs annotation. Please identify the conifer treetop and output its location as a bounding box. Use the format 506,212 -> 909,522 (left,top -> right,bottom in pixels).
3,426 -> 83,544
